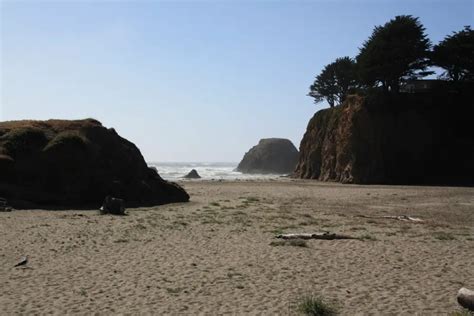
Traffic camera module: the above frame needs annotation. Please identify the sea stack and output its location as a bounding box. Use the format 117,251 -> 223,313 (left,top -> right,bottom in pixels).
0,119 -> 189,208
237,138 -> 299,174
184,169 -> 201,179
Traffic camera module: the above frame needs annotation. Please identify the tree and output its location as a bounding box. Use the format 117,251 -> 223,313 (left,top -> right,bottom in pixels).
356,15 -> 432,92
308,57 -> 357,107
431,26 -> 474,81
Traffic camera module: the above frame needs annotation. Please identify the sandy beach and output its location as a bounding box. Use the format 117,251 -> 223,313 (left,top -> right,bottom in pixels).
1,180 -> 473,315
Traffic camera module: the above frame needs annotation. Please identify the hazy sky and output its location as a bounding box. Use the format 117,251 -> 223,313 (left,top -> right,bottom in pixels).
1,0 -> 472,162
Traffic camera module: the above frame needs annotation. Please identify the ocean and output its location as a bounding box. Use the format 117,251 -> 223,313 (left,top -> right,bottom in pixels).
148,162 -> 283,181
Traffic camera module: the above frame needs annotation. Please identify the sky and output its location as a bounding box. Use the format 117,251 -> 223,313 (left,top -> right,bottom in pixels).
1,0 -> 472,162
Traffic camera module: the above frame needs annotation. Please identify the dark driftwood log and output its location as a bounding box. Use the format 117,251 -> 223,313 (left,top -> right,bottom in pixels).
457,287 -> 474,311
100,196 -> 125,215
276,232 -> 357,240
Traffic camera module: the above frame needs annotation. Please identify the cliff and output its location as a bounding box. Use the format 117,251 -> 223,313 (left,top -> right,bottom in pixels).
0,119 -> 189,208
237,138 -> 299,174
295,86 -> 474,185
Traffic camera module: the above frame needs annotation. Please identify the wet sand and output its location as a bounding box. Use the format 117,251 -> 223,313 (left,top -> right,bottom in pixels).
1,180 -> 473,315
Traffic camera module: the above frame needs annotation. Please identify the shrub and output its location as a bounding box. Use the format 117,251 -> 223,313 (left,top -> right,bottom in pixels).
449,309 -> 474,316
297,294 -> 338,316
359,234 -> 377,241
270,239 -> 308,247
433,232 -> 456,241
43,131 -> 89,152
1,127 -> 47,155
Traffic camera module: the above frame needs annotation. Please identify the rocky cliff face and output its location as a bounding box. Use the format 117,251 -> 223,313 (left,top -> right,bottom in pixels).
295,87 -> 474,185
0,119 -> 189,208
237,138 -> 299,174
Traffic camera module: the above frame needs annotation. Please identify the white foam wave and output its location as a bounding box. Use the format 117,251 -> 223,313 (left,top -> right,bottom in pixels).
148,162 -> 283,181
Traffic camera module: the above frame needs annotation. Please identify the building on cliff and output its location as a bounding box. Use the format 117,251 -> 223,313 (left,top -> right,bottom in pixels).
400,79 -> 445,93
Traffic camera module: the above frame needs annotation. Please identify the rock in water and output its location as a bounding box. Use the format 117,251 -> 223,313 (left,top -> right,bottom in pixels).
0,119 -> 189,208
237,138 -> 299,174
457,287 -> 474,311
183,169 -> 201,179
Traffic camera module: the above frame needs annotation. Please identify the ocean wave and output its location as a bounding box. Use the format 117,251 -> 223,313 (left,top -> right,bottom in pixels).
147,162 -> 282,180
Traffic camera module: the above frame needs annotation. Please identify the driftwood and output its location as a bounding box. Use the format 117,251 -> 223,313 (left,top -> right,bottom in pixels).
14,256 -> 28,268
276,232 -> 357,240
99,196 -> 125,215
356,214 -> 423,222
457,287 -> 474,311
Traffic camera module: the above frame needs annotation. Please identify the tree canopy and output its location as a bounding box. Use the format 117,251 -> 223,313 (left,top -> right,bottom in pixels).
308,57 -> 357,107
356,15 -> 432,92
307,16 -> 473,108
431,26 -> 474,81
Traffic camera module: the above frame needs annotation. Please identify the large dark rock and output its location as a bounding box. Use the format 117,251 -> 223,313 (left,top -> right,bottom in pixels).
458,287 -> 474,311
0,197 -> 11,212
295,84 -> 474,185
237,138 -> 299,174
0,119 -> 189,208
100,196 -> 126,215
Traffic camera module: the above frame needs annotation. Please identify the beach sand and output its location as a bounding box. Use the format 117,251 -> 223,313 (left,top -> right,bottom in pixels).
1,180 -> 473,315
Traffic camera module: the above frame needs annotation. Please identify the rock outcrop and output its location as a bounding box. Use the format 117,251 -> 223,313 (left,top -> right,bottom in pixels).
457,287 -> 474,311
295,85 -> 474,185
0,119 -> 189,208
100,196 -> 126,215
183,169 -> 201,179
237,138 -> 299,174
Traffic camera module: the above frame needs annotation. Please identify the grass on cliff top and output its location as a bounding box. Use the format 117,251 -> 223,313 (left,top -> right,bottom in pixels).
1,127 -> 47,143
0,127 -> 48,155
0,118 -> 102,132
0,118 -> 100,155
310,99 -> 348,134
43,131 -> 90,151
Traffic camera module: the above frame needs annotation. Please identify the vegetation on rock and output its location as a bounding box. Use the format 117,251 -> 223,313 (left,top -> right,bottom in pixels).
308,57 -> 357,107
0,119 -> 189,208
296,87 -> 474,185
43,131 -> 89,152
1,127 -> 48,156
308,16 -> 473,106
432,26 -> 474,81
356,15 -> 432,92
